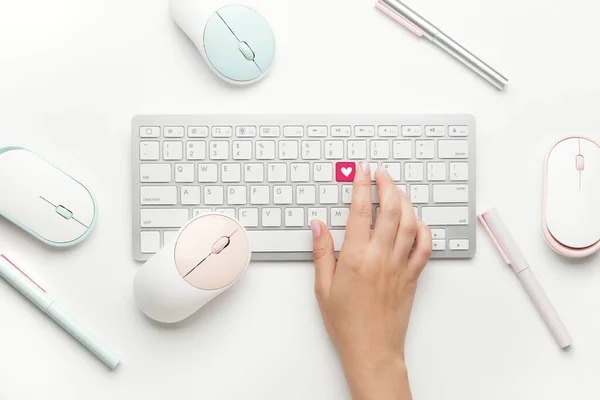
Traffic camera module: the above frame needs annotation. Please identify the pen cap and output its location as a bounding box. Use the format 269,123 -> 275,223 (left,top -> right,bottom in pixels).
479,209 -> 528,273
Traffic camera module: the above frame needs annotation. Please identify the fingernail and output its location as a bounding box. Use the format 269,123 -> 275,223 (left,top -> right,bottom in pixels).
310,220 -> 321,239
361,162 -> 370,174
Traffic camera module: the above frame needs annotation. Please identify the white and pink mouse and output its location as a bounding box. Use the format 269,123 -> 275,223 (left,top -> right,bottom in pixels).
543,136 -> 600,258
133,214 -> 251,323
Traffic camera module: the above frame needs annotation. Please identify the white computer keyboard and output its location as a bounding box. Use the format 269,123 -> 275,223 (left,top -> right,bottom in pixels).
132,115 -> 476,261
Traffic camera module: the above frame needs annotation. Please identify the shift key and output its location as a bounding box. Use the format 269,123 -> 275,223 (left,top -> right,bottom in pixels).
140,209 -> 189,228
422,207 -> 469,225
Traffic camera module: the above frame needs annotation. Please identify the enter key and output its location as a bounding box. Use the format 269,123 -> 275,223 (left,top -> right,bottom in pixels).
433,184 -> 469,203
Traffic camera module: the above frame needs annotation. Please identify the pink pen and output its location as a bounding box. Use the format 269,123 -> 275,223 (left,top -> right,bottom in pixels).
479,209 -> 572,349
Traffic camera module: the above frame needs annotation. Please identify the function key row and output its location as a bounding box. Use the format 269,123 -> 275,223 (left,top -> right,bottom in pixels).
139,125 -> 469,139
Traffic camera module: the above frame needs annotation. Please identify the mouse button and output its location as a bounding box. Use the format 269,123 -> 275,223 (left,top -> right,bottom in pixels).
216,5 -> 275,73
203,11 -> 263,82
183,232 -> 250,290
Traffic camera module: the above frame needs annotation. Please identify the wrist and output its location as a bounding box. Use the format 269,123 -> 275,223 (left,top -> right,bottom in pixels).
341,354 -> 411,400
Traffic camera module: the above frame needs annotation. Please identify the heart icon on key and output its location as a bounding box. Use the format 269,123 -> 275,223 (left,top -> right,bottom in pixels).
336,162 -> 356,182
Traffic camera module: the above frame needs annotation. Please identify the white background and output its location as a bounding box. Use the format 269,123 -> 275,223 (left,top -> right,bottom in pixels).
1,0 -> 599,399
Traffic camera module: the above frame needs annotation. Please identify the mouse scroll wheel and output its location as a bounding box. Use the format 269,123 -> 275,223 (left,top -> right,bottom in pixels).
238,41 -> 255,61
576,155 -> 585,171
211,236 -> 231,254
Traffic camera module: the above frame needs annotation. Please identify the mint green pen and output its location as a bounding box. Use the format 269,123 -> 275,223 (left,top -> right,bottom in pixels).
0,254 -> 120,370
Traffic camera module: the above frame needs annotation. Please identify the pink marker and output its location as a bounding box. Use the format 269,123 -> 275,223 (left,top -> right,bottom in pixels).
479,209 -> 572,349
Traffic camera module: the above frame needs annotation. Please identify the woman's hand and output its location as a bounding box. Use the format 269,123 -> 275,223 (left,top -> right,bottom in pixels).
311,163 -> 432,400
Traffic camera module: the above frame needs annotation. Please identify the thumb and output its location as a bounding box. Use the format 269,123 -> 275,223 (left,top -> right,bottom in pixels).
311,220 -> 336,300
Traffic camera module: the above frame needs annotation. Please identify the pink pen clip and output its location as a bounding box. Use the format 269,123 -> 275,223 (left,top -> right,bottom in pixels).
375,0 -> 424,37
0,254 -> 47,292
478,213 -> 510,264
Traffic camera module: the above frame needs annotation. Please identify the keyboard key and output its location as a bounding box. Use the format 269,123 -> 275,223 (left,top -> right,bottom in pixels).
431,229 -> 445,239
163,141 -> 183,160
140,141 -> 160,160
212,126 -> 232,137
348,141 -> 367,159
163,231 -> 179,245
164,126 -> 184,138
371,140 -> 390,159
378,126 -> 398,137
410,185 -> 429,204
244,163 -> 264,182
421,207 -> 469,225
227,186 -> 247,205
381,162 -> 401,181
284,126 -> 304,137
188,126 -> 208,137
308,126 -> 327,137
259,126 -> 280,137
262,208 -> 282,227
342,185 -> 353,204
209,141 -> 229,160
140,164 -> 171,183
239,208 -> 259,227
404,163 -> 424,181
392,140 -> 412,159
449,239 -> 469,250
175,164 -> 194,183
449,162 -> 469,181
247,230 -> 346,252
250,186 -> 270,204
438,140 -> 468,159
432,240 -> 446,251
355,125 -> 375,137
140,209 -> 189,228
331,126 -> 351,137
319,185 -> 339,204
274,186 -> 293,205
433,184 -> 468,203
314,163 -> 333,182
449,126 -> 468,137
427,162 -> 446,181
268,163 -> 287,182
140,231 -> 160,253
302,141 -> 321,160
285,208 -> 305,227
308,208 -> 327,225
291,163 -> 310,182
279,141 -> 299,160
325,141 -> 344,160
181,186 -> 201,205
236,126 -> 256,137
425,126 -> 444,137
331,208 -> 350,227
186,141 -> 206,160
369,163 -> 378,181
140,127 -> 160,138
204,186 -> 224,205
402,126 -> 422,137
416,140 -> 434,159
216,208 -> 236,218
336,162 -> 356,182
198,163 -> 218,182
141,186 -> 177,205
193,208 -> 212,218
221,163 -> 241,182
297,185 -> 316,204
232,141 -> 252,160
256,141 -> 276,160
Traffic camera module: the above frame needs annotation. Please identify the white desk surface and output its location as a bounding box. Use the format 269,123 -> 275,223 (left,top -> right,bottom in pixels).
1,0 -> 599,398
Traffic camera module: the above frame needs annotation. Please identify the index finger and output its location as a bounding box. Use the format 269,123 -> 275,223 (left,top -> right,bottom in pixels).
343,162 -> 372,248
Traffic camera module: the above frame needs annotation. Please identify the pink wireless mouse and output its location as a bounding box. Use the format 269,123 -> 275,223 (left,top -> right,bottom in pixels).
543,136 -> 600,257
133,213 -> 251,323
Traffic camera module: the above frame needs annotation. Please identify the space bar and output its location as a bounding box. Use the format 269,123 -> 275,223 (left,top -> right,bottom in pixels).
248,230 -> 346,252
